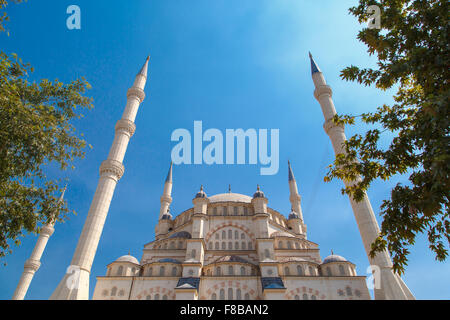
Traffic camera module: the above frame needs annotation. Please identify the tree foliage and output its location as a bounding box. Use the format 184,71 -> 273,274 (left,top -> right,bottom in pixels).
0,0 -> 93,261
326,0 -> 449,274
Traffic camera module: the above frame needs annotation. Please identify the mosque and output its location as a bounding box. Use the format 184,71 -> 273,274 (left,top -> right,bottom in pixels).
12,55 -> 415,300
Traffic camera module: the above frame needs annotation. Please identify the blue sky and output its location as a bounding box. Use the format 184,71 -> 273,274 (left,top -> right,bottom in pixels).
0,0 -> 448,299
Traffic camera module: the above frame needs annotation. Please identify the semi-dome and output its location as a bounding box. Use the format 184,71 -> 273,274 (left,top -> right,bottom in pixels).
322,254 -> 348,264
209,193 -> 252,203
169,231 -> 192,239
115,255 -> 139,265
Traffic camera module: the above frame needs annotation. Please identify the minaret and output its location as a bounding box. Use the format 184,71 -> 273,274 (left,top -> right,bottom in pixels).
287,161 -> 306,236
12,187 -> 66,300
159,162 -> 173,220
309,52 -> 414,300
50,57 -> 150,300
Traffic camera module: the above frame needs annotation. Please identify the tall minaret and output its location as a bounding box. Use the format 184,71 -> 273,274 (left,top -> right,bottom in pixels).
50,57 -> 150,300
159,162 -> 173,220
12,187 -> 66,300
287,161 -> 306,235
309,52 -> 414,300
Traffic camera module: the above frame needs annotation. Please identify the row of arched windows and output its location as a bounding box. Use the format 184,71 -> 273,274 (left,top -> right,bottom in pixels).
145,266 -> 181,277
209,206 -> 252,216
283,265 -> 317,276
211,288 -> 250,300
103,287 -> 125,297
276,240 -> 309,250
154,240 -> 186,250
208,241 -> 253,251
205,265 -> 257,276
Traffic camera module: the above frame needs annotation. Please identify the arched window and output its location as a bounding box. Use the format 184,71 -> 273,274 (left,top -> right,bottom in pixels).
241,233 -> 245,239
243,207 -> 248,215
213,207 -> 217,215
339,265 -> 345,276
287,242 -> 292,249
220,289 -> 225,300
278,241 -> 283,249
245,293 -> 250,300
248,242 -> 252,250
222,242 -> 226,250
228,266 -> 234,275
295,295 -> 300,300
284,266 -> 290,275
235,242 -> 239,249
117,266 -> 123,276
228,288 -> 233,300
223,207 -> 228,216
234,207 -> 238,215
111,287 -> 117,296
264,249 -> 270,258
346,287 -> 353,296
178,241 -> 183,249
215,242 -> 219,250
294,242 -> 299,249
241,266 -> 246,276
147,267 -> 153,276
297,265 -> 303,276
228,242 -> 232,250
326,267 -> 332,276
163,295 -> 168,300
215,233 -> 219,239
236,289 -> 242,300
211,293 -> 217,300
242,242 -> 246,250
146,295 -> 151,300
155,294 -> 160,300
228,230 -> 232,239
309,266 -> 314,276
102,290 -> 108,297
160,266 -> 165,276
119,290 -> 125,297
191,249 -> 196,259
303,293 -> 308,300
222,231 -> 226,239
172,267 -> 177,276
216,267 -> 221,276
170,242 -> 175,249
311,295 -> 317,300
131,267 -> 136,275
208,242 -> 213,250
234,230 -> 238,239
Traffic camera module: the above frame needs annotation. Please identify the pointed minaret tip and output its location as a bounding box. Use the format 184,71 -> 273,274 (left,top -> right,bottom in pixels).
138,56 -> 150,77
288,160 -> 295,182
165,162 -> 173,183
309,52 -> 321,75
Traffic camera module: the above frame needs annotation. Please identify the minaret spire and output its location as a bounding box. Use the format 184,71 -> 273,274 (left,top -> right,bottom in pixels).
12,186 -> 66,300
50,56 -> 150,300
287,161 -> 306,233
309,52 -> 414,300
309,52 -> 321,74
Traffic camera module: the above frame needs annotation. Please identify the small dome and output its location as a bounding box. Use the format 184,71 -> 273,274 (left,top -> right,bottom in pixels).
115,255 -> 139,265
288,209 -> 300,220
195,185 -> 207,199
322,254 -> 348,264
209,193 -> 252,203
253,185 -> 265,198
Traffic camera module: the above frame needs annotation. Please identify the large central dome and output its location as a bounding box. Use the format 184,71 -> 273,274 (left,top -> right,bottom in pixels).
208,193 -> 252,203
